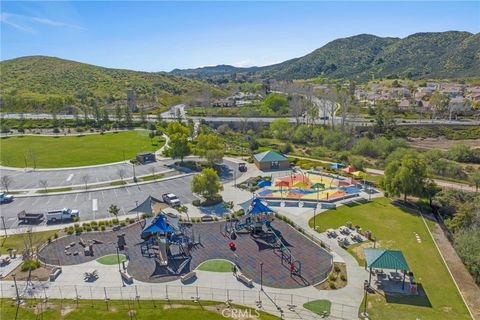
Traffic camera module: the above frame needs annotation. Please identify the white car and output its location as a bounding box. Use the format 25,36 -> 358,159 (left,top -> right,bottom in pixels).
46,208 -> 79,222
162,193 -> 181,206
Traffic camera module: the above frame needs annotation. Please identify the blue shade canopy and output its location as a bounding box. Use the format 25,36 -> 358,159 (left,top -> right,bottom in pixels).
257,180 -> 272,187
249,198 -> 273,215
330,163 -> 346,169
364,249 -> 410,270
143,214 -> 175,234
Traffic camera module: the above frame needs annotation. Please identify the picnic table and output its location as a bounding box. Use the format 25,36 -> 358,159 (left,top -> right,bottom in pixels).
390,271 -> 403,281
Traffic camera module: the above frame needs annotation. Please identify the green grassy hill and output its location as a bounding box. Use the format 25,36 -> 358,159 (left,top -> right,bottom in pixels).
0,56 -> 223,112
172,31 -> 480,81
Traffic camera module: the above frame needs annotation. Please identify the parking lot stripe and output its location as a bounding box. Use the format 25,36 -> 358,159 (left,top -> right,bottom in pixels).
92,199 -> 98,211
66,174 -> 74,182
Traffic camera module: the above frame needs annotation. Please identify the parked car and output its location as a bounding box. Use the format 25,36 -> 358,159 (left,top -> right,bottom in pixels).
162,193 -> 180,206
46,208 -> 79,223
0,193 -> 14,204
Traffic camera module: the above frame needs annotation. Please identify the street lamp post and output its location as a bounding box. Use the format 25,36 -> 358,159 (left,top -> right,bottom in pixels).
1,216 -> 7,238
135,200 -> 139,221
133,163 -> 137,183
116,247 -> 124,287
260,262 -> 264,291
12,273 -> 20,304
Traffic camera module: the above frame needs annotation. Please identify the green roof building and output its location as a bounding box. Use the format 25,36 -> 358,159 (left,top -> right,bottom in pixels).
253,150 -> 290,171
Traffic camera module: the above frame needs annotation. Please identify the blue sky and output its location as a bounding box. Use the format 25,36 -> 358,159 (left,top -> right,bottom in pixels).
1,1 -> 479,71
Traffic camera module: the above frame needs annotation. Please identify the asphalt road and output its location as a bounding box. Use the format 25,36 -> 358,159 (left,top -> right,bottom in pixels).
0,159 -> 243,229
0,160 -> 175,190
2,111 -> 479,126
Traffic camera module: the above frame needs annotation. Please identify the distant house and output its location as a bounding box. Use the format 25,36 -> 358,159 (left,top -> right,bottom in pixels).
398,99 -> 411,109
253,150 -> 290,171
468,93 -> 480,102
449,97 -> 470,112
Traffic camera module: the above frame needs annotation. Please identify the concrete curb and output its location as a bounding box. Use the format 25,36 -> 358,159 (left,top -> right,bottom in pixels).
12,172 -> 196,198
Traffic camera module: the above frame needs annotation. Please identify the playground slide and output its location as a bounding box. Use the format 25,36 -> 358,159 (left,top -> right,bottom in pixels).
157,239 -> 168,266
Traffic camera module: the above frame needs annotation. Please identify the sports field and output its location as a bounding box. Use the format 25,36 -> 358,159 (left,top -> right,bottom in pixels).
308,197 -> 471,320
0,131 -> 164,168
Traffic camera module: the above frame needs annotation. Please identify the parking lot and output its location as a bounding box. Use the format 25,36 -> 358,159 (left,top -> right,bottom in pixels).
0,175 -> 197,229
0,158 -> 244,229
0,160 -> 174,190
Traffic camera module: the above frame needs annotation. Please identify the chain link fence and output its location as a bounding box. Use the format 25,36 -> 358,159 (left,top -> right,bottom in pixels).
0,281 -> 358,319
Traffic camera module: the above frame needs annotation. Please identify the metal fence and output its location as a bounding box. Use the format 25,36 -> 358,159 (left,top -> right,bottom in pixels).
0,282 -> 359,320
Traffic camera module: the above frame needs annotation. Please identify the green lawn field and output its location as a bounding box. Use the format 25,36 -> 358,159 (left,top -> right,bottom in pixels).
1,230 -> 59,255
197,259 -> 233,272
96,254 -> 127,265
0,131 -> 164,168
308,197 -> 470,320
303,300 -> 331,315
0,299 -> 279,320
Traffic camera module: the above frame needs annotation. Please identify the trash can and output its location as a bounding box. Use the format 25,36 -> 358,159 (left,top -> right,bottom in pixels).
410,282 -> 417,295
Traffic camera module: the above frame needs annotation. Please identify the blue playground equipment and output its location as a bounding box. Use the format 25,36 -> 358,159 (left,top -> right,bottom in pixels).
141,213 -> 197,264
226,198 -> 302,276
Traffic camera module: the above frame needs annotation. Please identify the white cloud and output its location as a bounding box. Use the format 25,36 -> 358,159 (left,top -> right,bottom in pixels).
232,59 -> 255,68
0,12 -> 85,33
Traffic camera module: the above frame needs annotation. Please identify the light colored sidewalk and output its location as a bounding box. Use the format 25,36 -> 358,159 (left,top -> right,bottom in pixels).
0,257 -> 359,319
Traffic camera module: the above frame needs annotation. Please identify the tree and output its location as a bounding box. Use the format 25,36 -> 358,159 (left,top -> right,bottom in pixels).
139,107 -> 147,126
108,204 -> 120,218
470,171 -> 480,193
374,106 -> 396,134
382,154 -> 427,201
430,92 -> 450,119
270,118 -> 291,140
191,168 -> 223,201
124,106 -> 133,127
39,180 -> 48,192
423,179 -> 441,209
166,122 -> 189,137
263,94 -> 289,114
102,108 -> 109,125
115,105 -> 123,123
116,168 -> 126,182
148,131 -> 155,145
81,174 -> 90,190
169,133 -> 191,163
195,133 -> 224,166
1,175 -> 13,192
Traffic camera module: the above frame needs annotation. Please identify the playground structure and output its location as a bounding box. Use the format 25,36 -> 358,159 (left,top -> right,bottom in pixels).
140,214 -> 198,267
225,198 -> 302,276
257,168 -> 367,203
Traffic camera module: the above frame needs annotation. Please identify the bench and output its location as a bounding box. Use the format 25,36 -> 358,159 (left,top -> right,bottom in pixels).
200,215 -> 214,222
236,272 -> 253,286
79,238 -> 86,247
120,271 -> 133,283
180,271 -> 196,283
49,267 -> 62,281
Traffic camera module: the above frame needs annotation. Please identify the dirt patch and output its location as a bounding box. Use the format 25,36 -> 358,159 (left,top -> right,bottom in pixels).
350,240 -> 395,261
61,305 -> 76,316
4,265 -> 52,281
431,223 -> 480,319
163,304 -> 200,310
315,263 -> 348,290
409,138 -> 480,151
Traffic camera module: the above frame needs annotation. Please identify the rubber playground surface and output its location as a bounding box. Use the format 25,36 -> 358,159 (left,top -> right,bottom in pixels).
258,172 -> 362,201
38,220 -> 332,289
